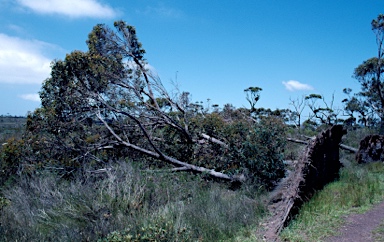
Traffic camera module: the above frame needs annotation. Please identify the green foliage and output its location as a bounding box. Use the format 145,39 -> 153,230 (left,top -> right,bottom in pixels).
11,20 -> 287,189
343,14 -> 384,130
243,117 -> 286,186
221,116 -> 286,188
99,216 -> 191,242
176,111 -> 287,188
0,196 -> 10,210
0,137 -> 24,183
372,220 -> 384,242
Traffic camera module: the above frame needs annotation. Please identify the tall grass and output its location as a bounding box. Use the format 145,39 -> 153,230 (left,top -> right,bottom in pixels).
280,161 -> 384,241
0,161 -> 266,241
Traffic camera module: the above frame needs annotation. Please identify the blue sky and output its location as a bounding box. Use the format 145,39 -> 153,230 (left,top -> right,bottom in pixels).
0,0 -> 383,116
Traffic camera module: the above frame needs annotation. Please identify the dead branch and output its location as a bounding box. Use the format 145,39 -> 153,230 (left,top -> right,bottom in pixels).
145,167 -> 190,173
286,137 -> 311,145
96,112 -> 240,182
339,144 -> 358,153
200,133 -> 229,148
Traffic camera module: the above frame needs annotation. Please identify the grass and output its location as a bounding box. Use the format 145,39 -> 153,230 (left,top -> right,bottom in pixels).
0,161 -> 266,241
373,220 -> 384,242
372,220 -> 384,242
280,160 -> 384,242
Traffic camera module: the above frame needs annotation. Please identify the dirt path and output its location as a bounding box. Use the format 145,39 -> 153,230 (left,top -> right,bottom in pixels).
324,201 -> 384,242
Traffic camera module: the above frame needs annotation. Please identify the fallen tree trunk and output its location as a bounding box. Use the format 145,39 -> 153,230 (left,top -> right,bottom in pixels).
287,137 -> 358,153
286,137 -> 310,145
264,125 -> 346,241
340,143 -> 358,153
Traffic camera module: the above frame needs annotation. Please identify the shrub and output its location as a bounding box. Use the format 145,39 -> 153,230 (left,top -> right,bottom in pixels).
0,137 -> 25,185
222,116 -> 287,188
243,116 -> 286,187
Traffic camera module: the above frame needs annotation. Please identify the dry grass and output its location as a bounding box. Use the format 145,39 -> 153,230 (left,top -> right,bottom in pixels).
0,161 -> 266,241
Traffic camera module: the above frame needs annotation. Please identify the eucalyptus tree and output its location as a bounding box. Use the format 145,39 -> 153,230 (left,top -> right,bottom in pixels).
305,94 -> 339,125
343,14 -> 384,130
21,21 -> 287,186
244,86 -> 262,112
28,21 -> 239,180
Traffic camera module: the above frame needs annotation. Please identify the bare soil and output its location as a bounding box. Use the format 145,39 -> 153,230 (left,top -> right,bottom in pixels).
324,201 -> 384,242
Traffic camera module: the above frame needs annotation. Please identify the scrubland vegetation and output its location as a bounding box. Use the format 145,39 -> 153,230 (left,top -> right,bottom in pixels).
2,118 -> 384,241
2,14 -> 384,241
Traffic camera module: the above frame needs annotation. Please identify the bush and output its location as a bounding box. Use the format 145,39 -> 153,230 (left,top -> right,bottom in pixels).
243,116 -> 286,187
0,137 -> 24,185
222,116 -> 286,188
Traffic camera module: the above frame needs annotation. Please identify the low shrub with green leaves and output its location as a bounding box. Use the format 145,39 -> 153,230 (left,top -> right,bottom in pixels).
216,115 -> 287,188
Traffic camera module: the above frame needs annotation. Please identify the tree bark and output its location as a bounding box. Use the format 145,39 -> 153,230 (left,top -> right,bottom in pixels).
265,125 -> 346,241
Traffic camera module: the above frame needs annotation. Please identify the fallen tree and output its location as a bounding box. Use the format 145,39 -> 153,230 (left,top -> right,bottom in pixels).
264,125 -> 346,241
287,137 -> 358,153
21,21 -> 286,186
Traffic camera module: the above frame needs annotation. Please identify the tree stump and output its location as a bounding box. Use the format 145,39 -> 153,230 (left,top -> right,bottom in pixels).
356,135 -> 384,164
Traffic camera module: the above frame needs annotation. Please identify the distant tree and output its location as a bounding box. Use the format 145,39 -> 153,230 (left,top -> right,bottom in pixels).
344,14 -> 384,131
289,96 -> 306,128
341,88 -> 373,127
244,86 -> 262,112
305,94 -> 339,125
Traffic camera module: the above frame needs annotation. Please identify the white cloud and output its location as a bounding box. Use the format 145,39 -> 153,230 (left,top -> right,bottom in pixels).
125,60 -> 158,77
19,93 -> 40,102
282,80 -> 314,92
137,5 -> 183,19
0,33 -> 52,84
7,24 -> 25,34
17,0 -> 117,18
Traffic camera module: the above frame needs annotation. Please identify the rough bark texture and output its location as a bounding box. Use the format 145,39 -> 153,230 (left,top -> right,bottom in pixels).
264,125 -> 346,241
356,135 -> 384,163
